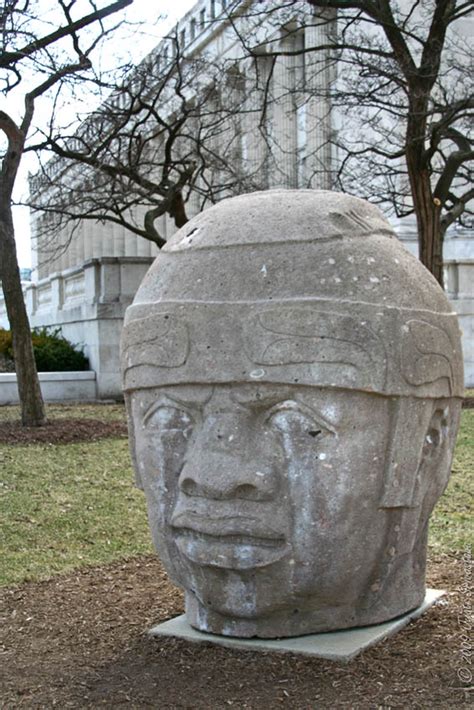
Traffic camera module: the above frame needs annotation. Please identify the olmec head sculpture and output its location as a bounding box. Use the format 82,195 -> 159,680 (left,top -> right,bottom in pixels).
121,190 -> 463,638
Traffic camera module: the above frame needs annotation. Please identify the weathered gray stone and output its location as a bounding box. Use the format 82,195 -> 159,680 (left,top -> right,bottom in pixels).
121,190 -> 463,639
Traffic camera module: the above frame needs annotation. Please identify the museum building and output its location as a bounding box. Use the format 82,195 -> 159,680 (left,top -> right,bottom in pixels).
1,0 -> 472,397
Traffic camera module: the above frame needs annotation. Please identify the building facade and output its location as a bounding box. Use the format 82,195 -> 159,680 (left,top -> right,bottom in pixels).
1,0 -> 472,395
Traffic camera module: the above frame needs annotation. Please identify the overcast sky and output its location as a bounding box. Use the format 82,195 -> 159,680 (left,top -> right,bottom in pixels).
13,0 -> 197,268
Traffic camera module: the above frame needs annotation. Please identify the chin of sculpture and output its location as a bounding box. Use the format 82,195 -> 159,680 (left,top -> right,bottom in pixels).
121,190 -> 463,639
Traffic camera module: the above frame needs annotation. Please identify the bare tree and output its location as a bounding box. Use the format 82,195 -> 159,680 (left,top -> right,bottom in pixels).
0,0 -> 132,425
27,28 -> 267,258
297,0 -> 473,284
26,3 -> 333,268
222,0 -> 472,284
27,1 -> 472,288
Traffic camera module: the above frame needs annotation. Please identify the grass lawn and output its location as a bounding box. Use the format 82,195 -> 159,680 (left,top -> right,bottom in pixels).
429,407 -> 473,553
1,403 -> 152,586
0,403 -> 472,587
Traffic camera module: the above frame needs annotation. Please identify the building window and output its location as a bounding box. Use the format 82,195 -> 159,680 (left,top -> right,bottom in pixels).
210,0 -> 216,19
200,8 -> 206,28
180,29 -> 186,47
222,0 -> 227,9
190,18 -> 196,40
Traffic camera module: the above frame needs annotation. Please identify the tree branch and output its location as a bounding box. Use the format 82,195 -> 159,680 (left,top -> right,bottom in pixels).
0,0 -> 133,69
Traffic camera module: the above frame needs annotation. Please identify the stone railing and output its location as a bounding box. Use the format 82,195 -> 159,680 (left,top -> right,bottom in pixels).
0,371 -> 97,405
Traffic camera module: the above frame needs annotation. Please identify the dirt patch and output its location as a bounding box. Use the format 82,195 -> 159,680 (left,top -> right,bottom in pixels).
0,418 -> 128,445
0,554 -> 471,708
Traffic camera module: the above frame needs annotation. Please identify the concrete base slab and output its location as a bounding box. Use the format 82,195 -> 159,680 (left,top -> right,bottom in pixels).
149,589 -> 444,662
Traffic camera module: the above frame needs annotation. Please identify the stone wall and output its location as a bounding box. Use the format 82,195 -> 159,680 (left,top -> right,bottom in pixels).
1,257 -> 153,398
0,371 -> 97,405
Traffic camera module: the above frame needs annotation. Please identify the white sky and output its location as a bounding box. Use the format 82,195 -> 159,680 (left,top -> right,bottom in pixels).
12,0 -> 197,267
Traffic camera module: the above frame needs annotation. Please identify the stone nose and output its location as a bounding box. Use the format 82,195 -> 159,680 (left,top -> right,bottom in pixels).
178,412 -> 278,501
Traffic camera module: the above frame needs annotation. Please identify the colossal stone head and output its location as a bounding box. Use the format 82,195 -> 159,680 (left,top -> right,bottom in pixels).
121,190 -> 463,638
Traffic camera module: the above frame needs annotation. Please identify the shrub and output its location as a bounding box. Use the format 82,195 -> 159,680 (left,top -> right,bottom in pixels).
0,328 -> 14,362
0,326 -> 89,372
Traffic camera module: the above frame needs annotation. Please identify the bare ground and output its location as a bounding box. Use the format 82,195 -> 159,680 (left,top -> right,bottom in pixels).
0,417 -> 127,445
0,554 -> 471,709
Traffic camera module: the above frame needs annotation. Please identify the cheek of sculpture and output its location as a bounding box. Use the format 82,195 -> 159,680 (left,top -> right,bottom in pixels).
131,397 -> 195,578
270,395 -> 392,605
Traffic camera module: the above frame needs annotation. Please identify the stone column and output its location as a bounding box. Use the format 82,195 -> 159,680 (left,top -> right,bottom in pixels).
125,209 -> 139,256
65,224 -> 77,270
113,220 -> 125,258
305,12 -> 334,189
271,37 -> 297,188
75,222 -> 85,267
245,54 -> 272,189
91,221 -> 102,259
83,219 -> 94,261
137,208 -> 151,256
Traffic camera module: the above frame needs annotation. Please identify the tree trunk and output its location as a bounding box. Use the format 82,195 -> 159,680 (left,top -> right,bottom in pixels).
407,164 -> 444,288
417,198 -> 444,287
405,101 -> 444,289
0,206 -> 46,426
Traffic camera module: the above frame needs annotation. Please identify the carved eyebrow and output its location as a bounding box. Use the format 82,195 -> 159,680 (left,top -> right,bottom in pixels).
142,397 -> 184,425
164,387 -> 213,407
141,387 -> 212,423
266,400 -> 337,435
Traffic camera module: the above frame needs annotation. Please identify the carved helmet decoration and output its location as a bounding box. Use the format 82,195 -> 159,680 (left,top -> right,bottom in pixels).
122,189 -> 463,401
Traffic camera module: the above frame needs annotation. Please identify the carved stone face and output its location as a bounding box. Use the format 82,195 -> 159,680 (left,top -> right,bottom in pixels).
128,382 -> 458,637
122,190 -> 463,638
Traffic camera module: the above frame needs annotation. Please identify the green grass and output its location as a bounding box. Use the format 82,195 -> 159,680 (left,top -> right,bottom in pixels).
0,437 -> 152,586
0,404 -> 472,587
429,408 -> 473,553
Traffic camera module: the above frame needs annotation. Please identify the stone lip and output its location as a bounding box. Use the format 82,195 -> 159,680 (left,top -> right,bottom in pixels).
149,589 -> 445,663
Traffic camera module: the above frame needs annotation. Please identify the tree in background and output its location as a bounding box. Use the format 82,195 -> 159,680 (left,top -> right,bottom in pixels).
27,27 -> 268,255
300,0 -> 473,285
25,1 -> 473,287
0,0 -> 132,425
233,0 -> 472,284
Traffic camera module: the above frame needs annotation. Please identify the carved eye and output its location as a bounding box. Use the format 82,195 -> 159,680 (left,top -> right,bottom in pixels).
145,405 -> 194,438
266,402 -> 325,441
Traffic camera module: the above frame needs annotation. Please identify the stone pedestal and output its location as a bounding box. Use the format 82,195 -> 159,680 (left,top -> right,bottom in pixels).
149,589 -> 445,662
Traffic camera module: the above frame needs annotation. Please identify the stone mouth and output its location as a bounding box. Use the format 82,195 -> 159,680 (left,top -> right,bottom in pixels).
174,528 -> 285,549
171,523 -> 289,570
170,512 -> 286,542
